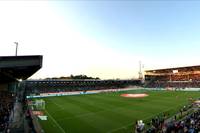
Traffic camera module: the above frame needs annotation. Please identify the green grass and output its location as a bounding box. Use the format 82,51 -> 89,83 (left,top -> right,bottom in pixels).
37,90 -> 200,133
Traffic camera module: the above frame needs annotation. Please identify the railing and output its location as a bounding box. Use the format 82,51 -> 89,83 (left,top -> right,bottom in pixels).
28,107 -> 44,133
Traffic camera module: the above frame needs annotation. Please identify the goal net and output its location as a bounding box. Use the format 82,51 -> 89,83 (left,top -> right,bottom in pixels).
30,99 -> 45,111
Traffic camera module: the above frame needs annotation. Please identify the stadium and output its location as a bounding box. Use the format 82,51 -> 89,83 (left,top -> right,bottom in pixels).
1,55 -> 200,133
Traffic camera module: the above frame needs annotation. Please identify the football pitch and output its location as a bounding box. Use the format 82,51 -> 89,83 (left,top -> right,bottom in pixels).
38,89 -> 200,133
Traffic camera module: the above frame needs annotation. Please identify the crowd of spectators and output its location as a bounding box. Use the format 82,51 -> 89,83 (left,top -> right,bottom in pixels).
146,73 -> 200,88
0,91 -> 14,133
189,74 -> 200,81
25,86 -> 130,96
171,75 -> 189,81
146,81 -> 200,88
160,108 -> 200,133
135,103 -> 200,133
25,79 -> 141,95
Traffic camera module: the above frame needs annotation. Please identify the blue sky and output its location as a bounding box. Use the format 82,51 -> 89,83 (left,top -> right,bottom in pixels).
55,1 -> 200,57
0,1 -> 200,79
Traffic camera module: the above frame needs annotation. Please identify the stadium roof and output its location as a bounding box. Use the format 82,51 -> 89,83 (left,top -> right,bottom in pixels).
145,65 -> 200,74
0,55 -> 42,83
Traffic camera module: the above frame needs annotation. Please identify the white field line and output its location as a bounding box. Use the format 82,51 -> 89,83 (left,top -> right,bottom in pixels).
49,99 -> 65,109
48,97 -> 109,121
46,90 -> 186,133
45,110 -> 66,133
48,98 -> 108,121
57,109 -> 108,121
56,102 -> 147,122
107,102 -> 185,133
51,94 -> 173,122
54,97 -> 145,122
107,110 -> 160,133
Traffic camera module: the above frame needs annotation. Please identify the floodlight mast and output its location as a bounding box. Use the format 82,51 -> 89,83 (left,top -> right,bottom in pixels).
138,61 -> 143,79
14,42 -> 18,56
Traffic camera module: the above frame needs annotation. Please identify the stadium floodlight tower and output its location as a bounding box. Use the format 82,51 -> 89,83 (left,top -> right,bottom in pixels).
138,61 -> 143,80
14,42 -> 18,56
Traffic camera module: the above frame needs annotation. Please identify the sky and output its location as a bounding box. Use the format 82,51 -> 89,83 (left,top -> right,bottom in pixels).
0,1 -> 200,79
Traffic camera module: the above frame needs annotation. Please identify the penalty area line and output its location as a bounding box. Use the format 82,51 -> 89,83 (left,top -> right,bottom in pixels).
45,110 -> 66,133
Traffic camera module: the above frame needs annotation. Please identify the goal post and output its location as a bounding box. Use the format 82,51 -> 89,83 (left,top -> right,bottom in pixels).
29,99 -> 45,111
35,99 -> 45,110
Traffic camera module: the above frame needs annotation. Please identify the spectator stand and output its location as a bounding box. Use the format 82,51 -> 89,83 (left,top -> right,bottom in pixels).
143,101 -> 200,133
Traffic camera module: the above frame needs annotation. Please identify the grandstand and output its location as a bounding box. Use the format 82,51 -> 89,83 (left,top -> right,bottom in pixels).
3,56 -> 200,133
0,55 -> 42,133
145,65 -> 200,88
25,79 -> 141,97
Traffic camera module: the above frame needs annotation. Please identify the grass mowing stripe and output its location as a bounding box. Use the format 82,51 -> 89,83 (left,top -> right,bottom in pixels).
56,97 -> 153,122
40,91 -> 200,133
49,98 -> 65,109
57,109 -> 107,121
45,109 -> 66,133
108,96 -> 189,133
